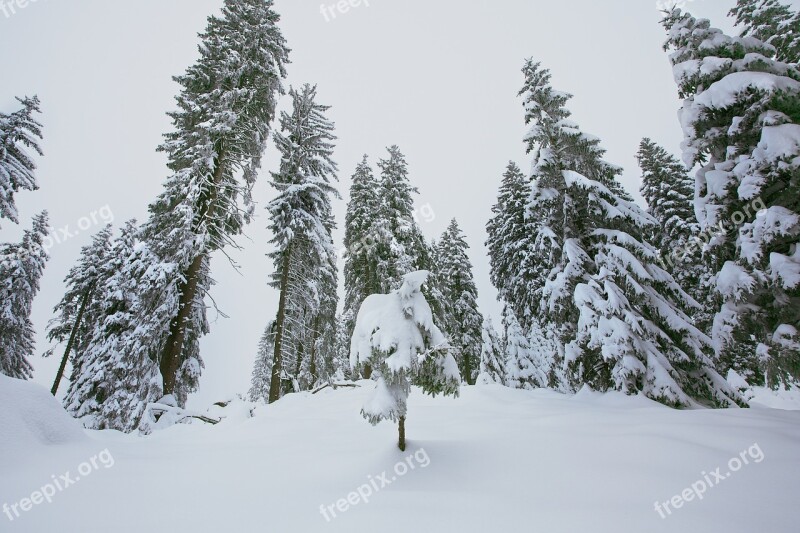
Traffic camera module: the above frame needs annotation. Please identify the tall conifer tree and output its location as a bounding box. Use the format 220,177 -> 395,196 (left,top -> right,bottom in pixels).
266,84 -> 339,402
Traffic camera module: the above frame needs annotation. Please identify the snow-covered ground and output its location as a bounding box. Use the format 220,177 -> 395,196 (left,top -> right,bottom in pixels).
2,376 -> 799,532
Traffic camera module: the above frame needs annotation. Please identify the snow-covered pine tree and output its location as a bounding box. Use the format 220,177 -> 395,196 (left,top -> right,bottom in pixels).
350,271 -> 460,450
127,0 -> 290,405
425,237 -> 452,346
61,220 -> 167,431
332,314 -> 353,381
249,320 -> 277,402
730,0 -> 800,65
65,0 -> 290,430
502,306 -> 547,390
377,145 -> 430,290
44,225 -> 113,395
486,161 -> 535,327
266,84 -> 339,402
306,215 -> 340,387
0,211 -> 49,379
435,219 -> 483,384
0,96 -> 42,226
637,138 -> 697,257
663,9 -> 800,388
477,316 -> 506,385
520,59 -> 742,407
637,138 -> 712,331
343,156 -> 386,335
342,145 -> 439,381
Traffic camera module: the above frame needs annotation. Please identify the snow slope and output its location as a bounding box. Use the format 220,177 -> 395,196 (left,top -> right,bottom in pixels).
0,375 -> 86,463
1,379 -> 799,532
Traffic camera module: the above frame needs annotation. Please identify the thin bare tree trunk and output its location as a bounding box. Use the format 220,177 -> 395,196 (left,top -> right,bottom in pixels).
309,314 -> 319,387
51,282 -> 96,396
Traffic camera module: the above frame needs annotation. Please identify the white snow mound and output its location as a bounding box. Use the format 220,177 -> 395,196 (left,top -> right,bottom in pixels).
0,374 -> 87,450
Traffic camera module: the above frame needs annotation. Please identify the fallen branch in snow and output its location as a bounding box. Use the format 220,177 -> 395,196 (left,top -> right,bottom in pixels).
148,403 -> 221,426
312,382 -> 361,394
185,414 -> 220,425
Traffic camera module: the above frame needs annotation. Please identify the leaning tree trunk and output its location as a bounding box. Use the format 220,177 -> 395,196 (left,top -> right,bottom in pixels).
308,314 -> 320,387
161,144 -> 226,397
269,245 -> 292,403
51,282 -> 96,396
398,415 -> 406,451
160,253 -> 205,396
464,347 -> 473,386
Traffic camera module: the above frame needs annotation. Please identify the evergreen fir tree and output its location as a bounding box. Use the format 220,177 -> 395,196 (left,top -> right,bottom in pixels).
424,237 -> 452,343
486,162 -> 535,328
302,215 -> 340,388
249,320 -> 277,402
531,316 -> 567,390
63,0 -> 289,430
332,314 -> 353,381
478,316 -> 506,385
730,0 -> 800,65
342,156 -> 386,337
520,59 -> 742,407
435,219 -> 483,384
663,9 -> 800,387
44,225 -> 113,395
637,138 -> 713,331
266,84 -> 339,402
351,271 -> 460,450
637,138 -> 697,256
502,306 -> 547,390
0,211 -> 49,379
341,146 -> 433,379
62,220 -> 167,431
377,145 -> 429,290
0,96 -> 42,226
132,0 -> 290,403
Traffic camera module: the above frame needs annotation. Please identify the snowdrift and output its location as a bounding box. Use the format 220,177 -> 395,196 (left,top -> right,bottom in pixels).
1,381 -> 798,532
0,374 -> 87,456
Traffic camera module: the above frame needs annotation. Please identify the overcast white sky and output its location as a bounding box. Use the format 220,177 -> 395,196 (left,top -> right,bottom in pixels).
4,0 -> 789,407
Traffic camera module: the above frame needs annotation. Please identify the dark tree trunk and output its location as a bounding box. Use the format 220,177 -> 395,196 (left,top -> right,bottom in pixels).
309,314 -> 320,387
398,415 -> 406,451
294,342 -> 303,392
269,246 -> 292,403
161,144 -> 226,397
160,253 -> 205,396
51,282 -> 96,396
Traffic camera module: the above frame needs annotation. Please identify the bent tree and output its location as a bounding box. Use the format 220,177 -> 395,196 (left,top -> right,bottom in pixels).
145,0 -> 289,398
350,271 -> 460,450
